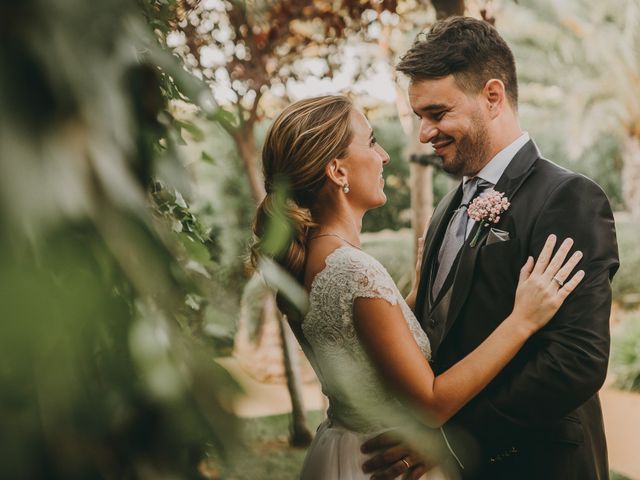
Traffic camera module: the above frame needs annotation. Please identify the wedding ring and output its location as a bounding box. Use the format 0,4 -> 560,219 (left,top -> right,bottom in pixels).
553,276 -> 564,287
401,458 -> 411,470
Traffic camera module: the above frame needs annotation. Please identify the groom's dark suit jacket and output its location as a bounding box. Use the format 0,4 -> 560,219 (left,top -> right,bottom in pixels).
415,140 -> 619,480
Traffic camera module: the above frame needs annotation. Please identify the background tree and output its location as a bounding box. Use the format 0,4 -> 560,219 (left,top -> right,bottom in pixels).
166,0 -> 400,204
505,0 -> 638,217
558,0 -> 640,219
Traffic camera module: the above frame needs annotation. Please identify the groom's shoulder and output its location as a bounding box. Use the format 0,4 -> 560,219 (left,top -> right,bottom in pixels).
534,156 -> 575,182
533,157 -> 605,192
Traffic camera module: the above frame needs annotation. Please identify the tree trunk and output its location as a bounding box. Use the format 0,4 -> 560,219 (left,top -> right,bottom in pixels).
233,126 -> 266,206
431,0 -> 465,18
278,310 -> 313,446
622,135 -> 640,220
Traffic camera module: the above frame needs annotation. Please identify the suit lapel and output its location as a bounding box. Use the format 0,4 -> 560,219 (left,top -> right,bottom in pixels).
422,185 -> 462,272
444,140 -> 542,332
492,140 -> 542,204
415,185 -> 462,321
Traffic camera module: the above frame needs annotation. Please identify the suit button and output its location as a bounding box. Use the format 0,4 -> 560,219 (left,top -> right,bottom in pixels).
429,318 -> 437,327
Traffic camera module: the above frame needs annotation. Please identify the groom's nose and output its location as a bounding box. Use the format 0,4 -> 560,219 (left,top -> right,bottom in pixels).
418,119 -> 438,144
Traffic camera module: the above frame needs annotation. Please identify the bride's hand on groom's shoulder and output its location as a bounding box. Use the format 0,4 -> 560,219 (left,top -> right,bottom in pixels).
361,431 -> 433,480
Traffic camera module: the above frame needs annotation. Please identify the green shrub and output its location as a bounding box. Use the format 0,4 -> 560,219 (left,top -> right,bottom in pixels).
612,221 -> 640,306
610,313 -> 640,392
362,229 -> 414,296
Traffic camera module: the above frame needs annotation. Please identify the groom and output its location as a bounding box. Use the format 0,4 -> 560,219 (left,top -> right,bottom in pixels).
362,16 -> 619,480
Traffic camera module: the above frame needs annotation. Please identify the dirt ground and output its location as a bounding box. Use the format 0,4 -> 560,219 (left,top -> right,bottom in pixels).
601,388 -> 640,479
217,357 -> 640,480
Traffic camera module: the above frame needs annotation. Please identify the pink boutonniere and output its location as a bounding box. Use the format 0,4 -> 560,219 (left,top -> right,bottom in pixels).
467,189 -> 510,247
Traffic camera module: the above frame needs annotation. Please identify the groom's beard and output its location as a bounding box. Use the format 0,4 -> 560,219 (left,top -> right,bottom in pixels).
442,114 -> 491,177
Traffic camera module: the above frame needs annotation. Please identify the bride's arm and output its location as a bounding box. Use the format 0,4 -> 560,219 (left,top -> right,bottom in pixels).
354,235 -> 584,428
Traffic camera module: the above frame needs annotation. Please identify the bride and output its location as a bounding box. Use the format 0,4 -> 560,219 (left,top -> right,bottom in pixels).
249,95 -> 584,479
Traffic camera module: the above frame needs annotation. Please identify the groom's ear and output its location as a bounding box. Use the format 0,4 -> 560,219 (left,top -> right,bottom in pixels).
484,78 -> 506,118
325,159 -> 348,187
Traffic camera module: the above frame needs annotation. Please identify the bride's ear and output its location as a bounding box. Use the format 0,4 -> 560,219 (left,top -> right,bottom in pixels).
325,159 -> 348,189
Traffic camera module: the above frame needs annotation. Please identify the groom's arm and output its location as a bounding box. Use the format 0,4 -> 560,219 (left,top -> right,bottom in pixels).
446,174 -> 619,455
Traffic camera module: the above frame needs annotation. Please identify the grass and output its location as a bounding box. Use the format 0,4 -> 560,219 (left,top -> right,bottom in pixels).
204,411 -> 325,480
611,472 -> 632,480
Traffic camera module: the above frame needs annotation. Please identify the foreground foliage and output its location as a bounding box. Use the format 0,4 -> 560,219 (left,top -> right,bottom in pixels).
0,0 -> 239,477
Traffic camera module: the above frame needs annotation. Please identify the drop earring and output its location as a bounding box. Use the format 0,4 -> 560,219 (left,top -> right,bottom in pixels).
342,183 -> 350,194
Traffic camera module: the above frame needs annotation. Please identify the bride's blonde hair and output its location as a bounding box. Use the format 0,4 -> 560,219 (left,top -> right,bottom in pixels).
250,95 -> 353,281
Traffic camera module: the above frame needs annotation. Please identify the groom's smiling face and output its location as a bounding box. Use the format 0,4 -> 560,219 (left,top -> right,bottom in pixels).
409,75 -> 491,177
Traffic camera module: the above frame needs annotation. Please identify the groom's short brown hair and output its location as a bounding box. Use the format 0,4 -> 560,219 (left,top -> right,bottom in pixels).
397,16 -> 518,108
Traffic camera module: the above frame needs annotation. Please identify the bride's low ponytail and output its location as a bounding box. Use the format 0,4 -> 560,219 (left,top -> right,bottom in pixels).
249,95 -> 353,283
250,191 -> 316,281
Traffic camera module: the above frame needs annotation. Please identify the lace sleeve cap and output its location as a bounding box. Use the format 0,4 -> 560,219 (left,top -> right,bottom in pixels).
336,249 -> 399,306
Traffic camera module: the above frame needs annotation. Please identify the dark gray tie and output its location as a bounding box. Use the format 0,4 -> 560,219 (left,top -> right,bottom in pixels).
432,178 -> 491,298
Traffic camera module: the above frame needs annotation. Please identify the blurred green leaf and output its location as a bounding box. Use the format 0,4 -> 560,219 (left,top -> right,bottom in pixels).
201,150 -> 216,164
257,259 -> 309,317
176,118 -> 205,142
259,181 -> 293,259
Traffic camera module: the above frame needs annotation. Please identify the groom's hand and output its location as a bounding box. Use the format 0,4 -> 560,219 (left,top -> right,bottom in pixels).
361,432 -> 431,480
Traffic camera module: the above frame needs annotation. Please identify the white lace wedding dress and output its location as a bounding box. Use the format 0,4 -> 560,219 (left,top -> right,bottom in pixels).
298,246 -> 450,480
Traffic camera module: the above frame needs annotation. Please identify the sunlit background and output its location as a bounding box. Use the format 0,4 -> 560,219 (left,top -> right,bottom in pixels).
0,0 -> 638,479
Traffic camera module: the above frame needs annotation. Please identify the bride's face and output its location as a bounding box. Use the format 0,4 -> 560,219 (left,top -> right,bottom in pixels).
342,110 -> 390,210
